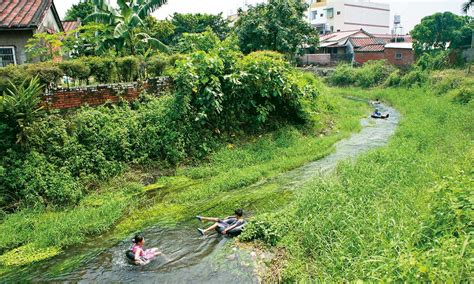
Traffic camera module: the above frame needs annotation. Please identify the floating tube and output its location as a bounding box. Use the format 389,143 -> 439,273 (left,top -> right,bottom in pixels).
371,113 -> 389,119
125,250 -> 136,261
223,221 -> 247,237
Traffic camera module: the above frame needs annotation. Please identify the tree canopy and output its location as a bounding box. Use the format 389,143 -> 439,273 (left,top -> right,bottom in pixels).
233,0 -> 319,56
64,0 -> 95,21
170,13 -> 231,41
411,12 -> 473,53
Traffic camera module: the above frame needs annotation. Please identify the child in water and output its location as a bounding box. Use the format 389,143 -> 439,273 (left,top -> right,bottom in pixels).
130,234 -> 161,265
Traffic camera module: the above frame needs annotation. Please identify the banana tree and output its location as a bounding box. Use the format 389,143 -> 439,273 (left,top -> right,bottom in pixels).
85,0 -> 168,55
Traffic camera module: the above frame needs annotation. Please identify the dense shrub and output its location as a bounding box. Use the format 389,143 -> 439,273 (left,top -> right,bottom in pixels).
329,60 -> 396,88
116,56 -> 140,82
355,60 -> 396,87
399,68 -> 428,87
328,64 -> 356,86
239,213 -> 287,246
147,54 -> 169,77
85,56 -> 116,83
25,62 -> 63,88
416,51 -> 450,71
0,65 -> 28,94
175,29 -> 221,54
384,69 -> 402,87
59,60 -> 91,85
1,151 -> 82,209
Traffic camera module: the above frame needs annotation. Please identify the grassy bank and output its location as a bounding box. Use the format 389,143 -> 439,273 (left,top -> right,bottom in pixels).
0,93 -> 368,278
264,78 -> 473,281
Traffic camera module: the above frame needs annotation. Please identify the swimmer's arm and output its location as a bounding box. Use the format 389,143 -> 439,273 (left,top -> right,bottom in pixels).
222,223 -> 238,235
134,248 -> 145,264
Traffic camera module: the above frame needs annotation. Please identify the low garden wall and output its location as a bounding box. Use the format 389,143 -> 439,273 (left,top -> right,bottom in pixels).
43,77 -> 171,109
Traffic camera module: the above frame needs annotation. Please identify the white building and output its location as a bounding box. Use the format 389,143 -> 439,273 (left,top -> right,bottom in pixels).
307,0 -> 390,35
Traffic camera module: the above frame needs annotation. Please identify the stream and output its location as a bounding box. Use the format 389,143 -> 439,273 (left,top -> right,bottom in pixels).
13,101 -> 399,283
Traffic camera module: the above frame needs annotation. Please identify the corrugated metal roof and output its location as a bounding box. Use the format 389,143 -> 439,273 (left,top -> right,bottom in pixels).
0,0 -> 62,30
356,44 -> 385,52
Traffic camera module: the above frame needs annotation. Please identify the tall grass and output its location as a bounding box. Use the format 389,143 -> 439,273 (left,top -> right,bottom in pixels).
279,86 -> 473,281
0,93 -> 368,273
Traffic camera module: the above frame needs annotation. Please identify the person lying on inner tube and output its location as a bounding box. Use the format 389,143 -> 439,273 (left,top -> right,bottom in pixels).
196,209 -> 246,236
373,109 -> 382,117
126,234 -> 161,265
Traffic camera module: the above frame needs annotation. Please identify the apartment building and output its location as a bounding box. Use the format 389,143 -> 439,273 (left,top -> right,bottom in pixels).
307,0 -> 390,35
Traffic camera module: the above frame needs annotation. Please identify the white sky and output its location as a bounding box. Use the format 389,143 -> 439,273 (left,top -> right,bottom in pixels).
55,0 -> 472,33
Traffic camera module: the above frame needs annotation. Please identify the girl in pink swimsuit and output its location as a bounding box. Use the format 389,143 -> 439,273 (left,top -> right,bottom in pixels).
131,234 -> 161,265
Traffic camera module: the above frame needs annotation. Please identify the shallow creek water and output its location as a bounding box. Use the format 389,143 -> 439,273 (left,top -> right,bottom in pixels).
16,101 -> 399,283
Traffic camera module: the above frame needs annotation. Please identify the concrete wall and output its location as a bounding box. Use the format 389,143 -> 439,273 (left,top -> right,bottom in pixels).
300,54 -> 331,65
308,0 -> 390,34
0,30 -> 33,64
38,7 -> 62,33
384,48 -> 414,66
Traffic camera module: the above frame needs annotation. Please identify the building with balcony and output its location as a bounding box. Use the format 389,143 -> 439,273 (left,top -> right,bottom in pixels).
307,0 -> 390,35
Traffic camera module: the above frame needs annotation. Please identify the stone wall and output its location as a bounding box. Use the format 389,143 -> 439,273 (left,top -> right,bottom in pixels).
43,77 -> 171,109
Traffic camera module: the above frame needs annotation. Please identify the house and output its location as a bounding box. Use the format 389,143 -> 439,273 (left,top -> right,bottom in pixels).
383,42 -> 414,66
0,0 -> 64,67
307,0 -> 390,35
301,29 -> 415,66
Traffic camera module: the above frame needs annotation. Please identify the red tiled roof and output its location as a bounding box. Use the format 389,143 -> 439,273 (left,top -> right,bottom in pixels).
350,37 -> 385,48
356,44 -> 385,52
372,34 -> 413,43
0,0 -> 61,30
62,20 -> 80,32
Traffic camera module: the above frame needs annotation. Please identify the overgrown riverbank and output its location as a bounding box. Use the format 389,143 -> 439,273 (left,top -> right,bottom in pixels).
0,92 -> 369,278
246,70 -> 473,282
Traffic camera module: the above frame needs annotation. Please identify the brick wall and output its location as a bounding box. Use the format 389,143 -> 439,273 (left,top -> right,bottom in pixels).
43,77 -> 171,109
384,48 -> 414,66
354,51 -> 385,64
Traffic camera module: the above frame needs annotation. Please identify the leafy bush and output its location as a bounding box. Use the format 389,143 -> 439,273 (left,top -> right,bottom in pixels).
330,61 -> 396,88
59,60 -> 91,85
355,60 -> 396,87
416,51 -> 450,71
86,56 -> 116,83
230,51 -> 310,125
25,62 -> 63,88
147,54 -> 169,77
116,56 -> 140,82
1,151 -> 83,209
175,29 -> 221,53
329,64 -> 356,86
0,65 -> 29,94
400,68 -> 429,87
384,69 -> 402,87
239,213 -> 287,246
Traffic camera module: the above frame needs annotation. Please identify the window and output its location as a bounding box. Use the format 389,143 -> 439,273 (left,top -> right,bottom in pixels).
311,10 -> 318,20
337,29 -> 341,32
330,26 -> 334,32
320,13 -> 323,17
337,11 -> 341,15
327,8 -> 334,18
0,47 -> 16,67
396,53 -> 403,60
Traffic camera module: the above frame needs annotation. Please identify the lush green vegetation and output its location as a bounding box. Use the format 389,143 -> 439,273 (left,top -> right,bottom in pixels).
240,69 -> 473,281
0,87 -> 368,272
234,0 -> 318,56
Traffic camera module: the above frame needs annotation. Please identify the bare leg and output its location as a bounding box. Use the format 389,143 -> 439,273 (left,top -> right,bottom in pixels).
199,217 -> 220,222
203,223 -> 219,234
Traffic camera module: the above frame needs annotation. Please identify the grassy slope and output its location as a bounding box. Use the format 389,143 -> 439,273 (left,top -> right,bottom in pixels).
278,86 -> 473,281
0,94 -> 368,278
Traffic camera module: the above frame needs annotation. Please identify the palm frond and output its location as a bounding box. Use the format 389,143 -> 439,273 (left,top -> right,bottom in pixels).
84,12 -> 113,24
114,22 -> 129,38
462,0 -> 473,13
138,0 -> 168,18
